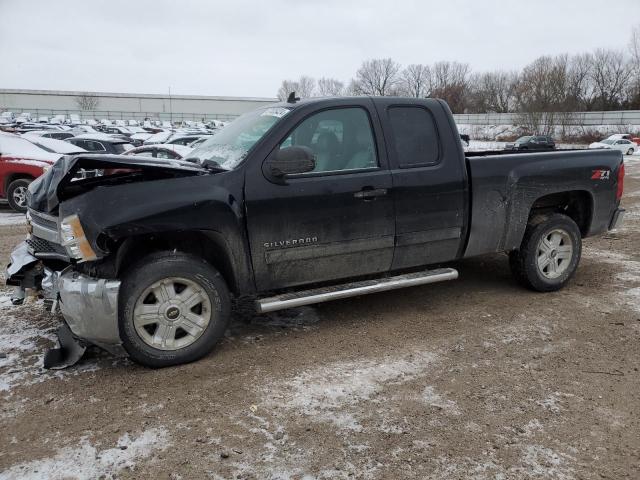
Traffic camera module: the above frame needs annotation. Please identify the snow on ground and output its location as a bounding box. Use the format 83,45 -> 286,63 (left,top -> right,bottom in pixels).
0,211 -> 25,226
0,296 -> 101,397
260,351 -> 439,432
0,427 -> 170,480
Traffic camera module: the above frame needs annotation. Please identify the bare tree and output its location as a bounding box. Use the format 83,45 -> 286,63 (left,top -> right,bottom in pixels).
399,64 -> 431,98
74,93 -> 99,111
628,25 -> 640,108
630,25 -> 640,69
316,77 -> 344,96
277,76 -> 317,100
591,49 -> 633,110
430,61 -> 471,113
353,58 -> 401,96
469,70 -> 518,113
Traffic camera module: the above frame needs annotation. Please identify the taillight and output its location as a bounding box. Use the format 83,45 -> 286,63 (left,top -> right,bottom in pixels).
616,163 -> 625,201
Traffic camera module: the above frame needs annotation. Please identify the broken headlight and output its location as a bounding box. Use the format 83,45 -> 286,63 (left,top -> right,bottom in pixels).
59,214 -> 97,262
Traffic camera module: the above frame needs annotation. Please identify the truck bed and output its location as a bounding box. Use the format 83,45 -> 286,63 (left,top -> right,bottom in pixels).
463,148 -> 623,258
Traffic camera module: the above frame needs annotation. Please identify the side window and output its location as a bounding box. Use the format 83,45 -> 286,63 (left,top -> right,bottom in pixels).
387,106 -> 439,167
157,150 -> 177,159
86,141 -> 106,151
280,107 -> 377,173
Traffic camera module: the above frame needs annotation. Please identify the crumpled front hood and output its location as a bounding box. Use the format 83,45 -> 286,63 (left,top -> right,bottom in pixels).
28,154 -> 206,213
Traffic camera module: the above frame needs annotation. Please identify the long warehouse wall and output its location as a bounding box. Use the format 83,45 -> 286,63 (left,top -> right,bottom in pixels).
0,89 -> 276,121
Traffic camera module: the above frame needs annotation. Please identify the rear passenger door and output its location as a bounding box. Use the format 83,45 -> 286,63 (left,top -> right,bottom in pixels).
374,99 -> 468,270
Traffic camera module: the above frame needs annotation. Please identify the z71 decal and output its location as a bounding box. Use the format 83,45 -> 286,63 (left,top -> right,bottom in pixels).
591,169 -> 610,180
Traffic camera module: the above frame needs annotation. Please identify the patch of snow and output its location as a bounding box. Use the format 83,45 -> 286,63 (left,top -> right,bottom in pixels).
0,301 -> 99,394
261,351 -> 438,431
422,386 -> 461,415
0,427 -> 170,480
519,444 -> 575,480
0,212 -> 26,226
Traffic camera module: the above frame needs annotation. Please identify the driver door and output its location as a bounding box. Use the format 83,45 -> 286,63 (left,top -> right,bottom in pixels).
244,103 -> 395,291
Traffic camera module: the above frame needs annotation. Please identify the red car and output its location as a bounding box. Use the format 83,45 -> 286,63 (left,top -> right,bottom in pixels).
0,132 -> 62,212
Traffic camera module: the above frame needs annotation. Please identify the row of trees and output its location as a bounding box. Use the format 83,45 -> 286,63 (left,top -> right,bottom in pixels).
277,26 -> 640,118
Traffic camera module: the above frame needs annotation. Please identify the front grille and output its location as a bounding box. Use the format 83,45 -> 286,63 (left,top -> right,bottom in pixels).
29,209 -> 58,231
27,236 -> 67,257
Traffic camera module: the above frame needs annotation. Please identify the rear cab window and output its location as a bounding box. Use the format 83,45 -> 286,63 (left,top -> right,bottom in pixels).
386,106 -> 440,168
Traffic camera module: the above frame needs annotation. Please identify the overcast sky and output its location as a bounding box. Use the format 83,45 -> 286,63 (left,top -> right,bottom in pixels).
1,0 -> 638,98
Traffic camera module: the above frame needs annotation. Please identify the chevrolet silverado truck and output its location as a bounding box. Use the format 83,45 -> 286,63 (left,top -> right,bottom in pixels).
5,97 -> 625,369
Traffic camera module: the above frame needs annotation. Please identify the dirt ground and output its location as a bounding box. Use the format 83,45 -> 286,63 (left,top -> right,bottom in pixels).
0,160 -> 639,480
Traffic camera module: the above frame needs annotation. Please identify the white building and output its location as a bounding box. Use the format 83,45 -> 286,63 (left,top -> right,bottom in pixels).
0,89 -> 276,122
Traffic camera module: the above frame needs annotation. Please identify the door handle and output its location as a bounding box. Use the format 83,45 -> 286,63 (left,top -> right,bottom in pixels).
354,188 -> 387,200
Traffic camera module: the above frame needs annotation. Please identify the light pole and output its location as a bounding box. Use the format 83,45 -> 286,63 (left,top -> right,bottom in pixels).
168,86 -> 173,126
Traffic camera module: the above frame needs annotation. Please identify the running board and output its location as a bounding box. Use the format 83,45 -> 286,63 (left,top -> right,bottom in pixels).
256,267 -> 458,313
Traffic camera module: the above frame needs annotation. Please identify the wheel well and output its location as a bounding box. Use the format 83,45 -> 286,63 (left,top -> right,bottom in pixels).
113,231 -> 238,293
5,174 -> 34,192
529,190 -> 592,236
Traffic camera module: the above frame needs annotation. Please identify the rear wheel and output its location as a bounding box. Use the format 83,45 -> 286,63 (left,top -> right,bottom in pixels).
509,214 -> 582,292
627,148 -> 634,155
119,252 -> 231,368
7,178 -> 32,213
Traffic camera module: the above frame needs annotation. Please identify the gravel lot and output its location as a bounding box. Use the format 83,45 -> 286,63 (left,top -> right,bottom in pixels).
0,159 -> 639,479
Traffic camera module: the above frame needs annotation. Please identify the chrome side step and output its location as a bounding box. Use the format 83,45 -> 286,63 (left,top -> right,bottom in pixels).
256,267 -> 458,313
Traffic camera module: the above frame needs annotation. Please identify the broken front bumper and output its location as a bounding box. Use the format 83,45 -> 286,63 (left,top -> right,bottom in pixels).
5,241 -> 125,367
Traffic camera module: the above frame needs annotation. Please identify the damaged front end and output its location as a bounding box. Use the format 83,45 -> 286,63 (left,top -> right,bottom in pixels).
5,153 -> 207,368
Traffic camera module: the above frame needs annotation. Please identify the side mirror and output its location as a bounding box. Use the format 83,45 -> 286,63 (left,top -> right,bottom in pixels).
267,146 -> 315,177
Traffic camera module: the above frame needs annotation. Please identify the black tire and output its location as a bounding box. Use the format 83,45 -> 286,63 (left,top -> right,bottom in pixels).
7,178 -> 32,213
509,213 -> 582,292
627,148 -> 634,156
119,251 -> 231,368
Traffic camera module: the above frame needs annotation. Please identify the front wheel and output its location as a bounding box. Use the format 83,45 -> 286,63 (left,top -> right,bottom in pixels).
119,252 -> 231,368
509,214 -> 582,292
7,178 -> 32,213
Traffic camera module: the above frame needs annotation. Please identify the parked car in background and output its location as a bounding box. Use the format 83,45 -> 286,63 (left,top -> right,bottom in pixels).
143,131 -> 173,145
165,134 -> 212,146
505,135 -> 555,151
103,126 -> 133,137
606,133 -> 640,146
0,132 -> 62,211
22,130 -> 75,140
67,133 -> 134,154
123,144 -> 194,160
23,135 -> 87,155
589,138 -> 637,155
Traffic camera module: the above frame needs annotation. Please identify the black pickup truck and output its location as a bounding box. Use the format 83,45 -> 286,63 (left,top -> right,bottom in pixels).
6,97 -> 625,368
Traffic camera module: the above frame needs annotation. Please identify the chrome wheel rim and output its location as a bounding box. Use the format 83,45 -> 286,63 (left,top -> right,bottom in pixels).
537,229 -> 573,279
12,186 -> 27,207
133,277 -> 211,351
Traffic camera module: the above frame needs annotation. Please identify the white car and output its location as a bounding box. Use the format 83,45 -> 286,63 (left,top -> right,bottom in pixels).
23,135 -> 87,154
589,138 -> 637,155
123,143 -> 193,160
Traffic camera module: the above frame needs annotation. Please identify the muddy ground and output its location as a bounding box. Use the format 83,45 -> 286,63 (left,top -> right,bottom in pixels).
0,159 -> 639,480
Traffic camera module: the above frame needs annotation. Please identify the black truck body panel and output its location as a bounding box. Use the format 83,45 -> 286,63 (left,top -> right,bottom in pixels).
464,150 -> 621,257
13,97 -> 623,298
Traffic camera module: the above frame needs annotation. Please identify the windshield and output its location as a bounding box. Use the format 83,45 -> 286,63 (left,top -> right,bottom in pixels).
601,139 -> 615,145
515,136 -> 532,143
186,106 -> 291,169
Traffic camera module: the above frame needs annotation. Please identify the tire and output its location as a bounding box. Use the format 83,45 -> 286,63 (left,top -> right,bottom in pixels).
119,251 -> 231,368
7,178 -> 32,213
627,148 -> 634,156
509,213 -> 582,292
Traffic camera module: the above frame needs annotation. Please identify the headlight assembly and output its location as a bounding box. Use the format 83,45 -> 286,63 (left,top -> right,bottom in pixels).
59,214 -> 97,262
